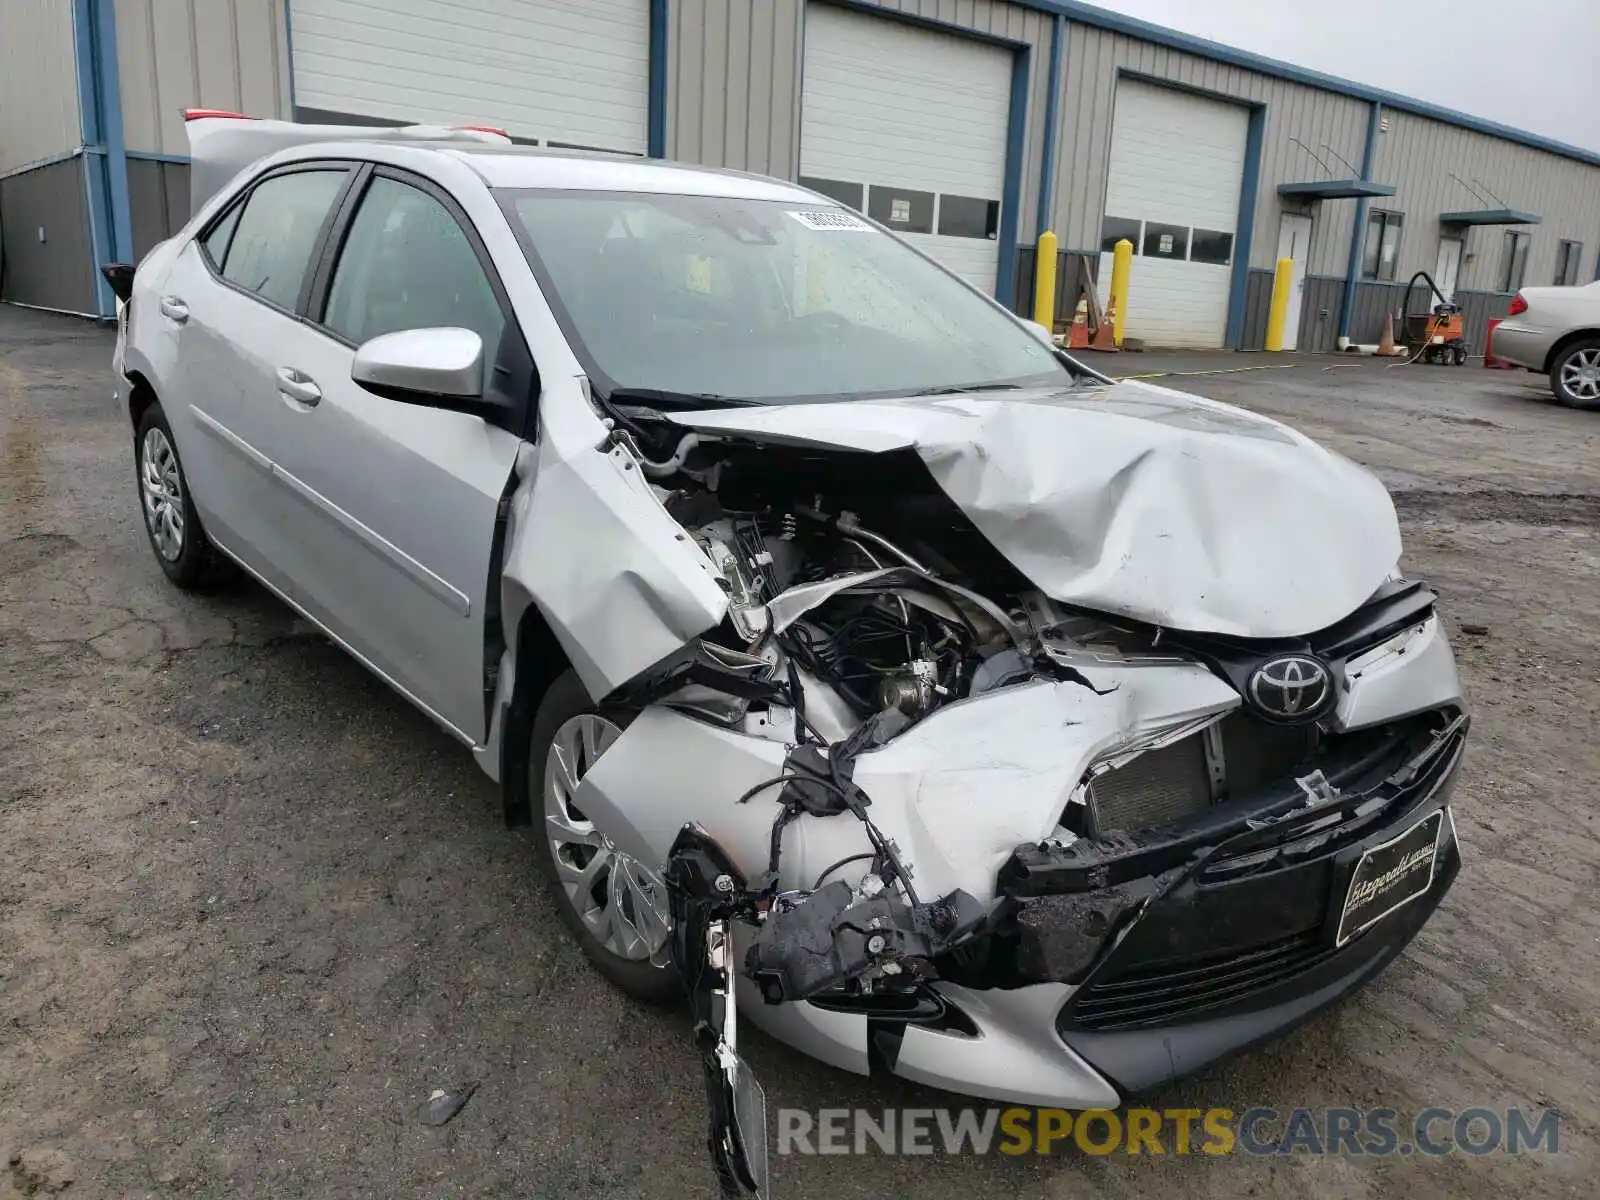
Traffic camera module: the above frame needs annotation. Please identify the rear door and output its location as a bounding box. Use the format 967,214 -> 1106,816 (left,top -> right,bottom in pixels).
244,166 -> 527,745
161,163 -> 357,599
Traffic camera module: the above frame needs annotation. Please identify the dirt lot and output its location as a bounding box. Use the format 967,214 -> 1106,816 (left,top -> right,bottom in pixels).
2,307 -> 1597,1199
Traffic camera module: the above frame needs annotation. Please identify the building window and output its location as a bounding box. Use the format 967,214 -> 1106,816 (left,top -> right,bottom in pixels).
1361,210 -> 1403,281
1142,222 -> 1188,260
1555,239 -> 1584,286
1189,229 -> 1234,266
866,187 -> 934,234
937,195 -> 999,240
1100,216 -> 1141,254
799,177 -> 864,211
1499,231 -> 1531,293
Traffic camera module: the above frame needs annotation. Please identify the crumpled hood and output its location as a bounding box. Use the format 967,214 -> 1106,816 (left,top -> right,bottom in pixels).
668,380 -> 1402,638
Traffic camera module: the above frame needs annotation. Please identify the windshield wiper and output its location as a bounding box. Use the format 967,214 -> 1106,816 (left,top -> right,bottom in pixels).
908,382 -> 1027,397
605,387 -> 760,410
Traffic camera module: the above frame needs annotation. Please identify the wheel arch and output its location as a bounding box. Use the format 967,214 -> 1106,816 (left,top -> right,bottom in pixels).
125,370 -> 159,432
1542,328 -> 1600,374
497,590 -> 573,827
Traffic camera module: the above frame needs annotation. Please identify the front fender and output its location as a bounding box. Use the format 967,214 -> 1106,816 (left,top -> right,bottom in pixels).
499,379 -> 729,702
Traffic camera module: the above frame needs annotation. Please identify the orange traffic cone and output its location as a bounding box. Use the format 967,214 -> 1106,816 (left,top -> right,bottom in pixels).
1066,294 -> 1091,349
1090,294 -> 1119,351
1377,311 -> 1398,357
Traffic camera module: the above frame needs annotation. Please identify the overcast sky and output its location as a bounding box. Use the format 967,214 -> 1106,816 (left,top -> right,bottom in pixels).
1091,0 -> 1600,153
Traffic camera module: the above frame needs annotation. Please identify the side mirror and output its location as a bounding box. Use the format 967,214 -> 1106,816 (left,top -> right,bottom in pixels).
352,327 -> 503,416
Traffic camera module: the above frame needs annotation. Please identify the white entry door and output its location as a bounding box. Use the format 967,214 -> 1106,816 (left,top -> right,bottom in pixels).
1276,213 -> 1312,351
1435,238 -> 1463,302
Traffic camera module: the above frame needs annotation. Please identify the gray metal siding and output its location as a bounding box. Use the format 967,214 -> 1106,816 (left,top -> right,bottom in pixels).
0,0 -> 82,175
115,0 -> 293,156
1370,108 -> 1600,296
1239,269 -> 1271,350
1298,275 -> 1345,352
0,159 -> 97,314
668,0 -> 1052,214
1051,23 -> 1370,278
1238,272 -> 1345,352
667,0 -> 804,176
127,159 -> 191,260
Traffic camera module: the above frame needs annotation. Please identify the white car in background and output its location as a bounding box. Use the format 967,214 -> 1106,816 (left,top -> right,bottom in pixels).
106,113 -> 1470,1193
1490,281 -> 1600,408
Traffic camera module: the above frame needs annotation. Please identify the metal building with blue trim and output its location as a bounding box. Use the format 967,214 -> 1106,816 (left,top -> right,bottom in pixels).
3,0 -> 1597,352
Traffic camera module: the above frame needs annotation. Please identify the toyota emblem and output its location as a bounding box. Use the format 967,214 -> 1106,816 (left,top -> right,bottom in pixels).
1248,654 -> 1334,723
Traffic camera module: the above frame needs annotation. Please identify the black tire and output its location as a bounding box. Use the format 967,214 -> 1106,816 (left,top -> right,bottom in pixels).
525,669 -> 680,1005
134,402 -> 234,590
1549,337 -> 1600,410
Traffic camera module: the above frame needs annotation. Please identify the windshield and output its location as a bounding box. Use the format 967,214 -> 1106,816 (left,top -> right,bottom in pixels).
497,189 -> 1067,403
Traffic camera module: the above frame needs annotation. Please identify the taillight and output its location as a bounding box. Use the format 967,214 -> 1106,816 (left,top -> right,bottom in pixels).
184,108 -> 257,121
453,124 -> 510,138
1508,293 -> 1528,316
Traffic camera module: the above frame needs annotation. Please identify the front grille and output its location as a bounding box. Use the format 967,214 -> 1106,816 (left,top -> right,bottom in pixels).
1088,735 -> 1211,832
1218,713 -> 1317,795
1065,933 -> 1339,1030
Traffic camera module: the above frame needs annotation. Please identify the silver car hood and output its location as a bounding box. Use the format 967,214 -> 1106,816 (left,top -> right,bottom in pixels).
667,380 -> 1401,638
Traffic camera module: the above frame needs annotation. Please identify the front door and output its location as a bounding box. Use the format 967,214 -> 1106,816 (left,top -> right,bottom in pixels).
1435,238 -> 1463,303
163,164 -> 356,605
1276,213 -> 1313,351
252,168 -> 525,745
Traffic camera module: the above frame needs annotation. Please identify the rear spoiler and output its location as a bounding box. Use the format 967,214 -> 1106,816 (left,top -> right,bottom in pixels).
184,110 -> 512,215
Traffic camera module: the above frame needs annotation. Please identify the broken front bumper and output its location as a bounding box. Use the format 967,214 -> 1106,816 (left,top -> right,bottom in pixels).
1006,707 -> 1467,1097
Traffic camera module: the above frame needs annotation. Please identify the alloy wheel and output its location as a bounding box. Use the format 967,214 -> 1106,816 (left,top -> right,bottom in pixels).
140,427 -> 186,561
1559,348 -> 1600,402
543,714 -> 671,964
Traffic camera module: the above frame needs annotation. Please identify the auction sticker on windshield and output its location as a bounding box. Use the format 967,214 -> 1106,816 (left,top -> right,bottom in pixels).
1335,809 -> 1445,946
788,210 -> 872,232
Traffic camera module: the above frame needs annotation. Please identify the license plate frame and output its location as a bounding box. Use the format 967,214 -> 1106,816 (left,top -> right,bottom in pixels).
1334,808 -> 1445,947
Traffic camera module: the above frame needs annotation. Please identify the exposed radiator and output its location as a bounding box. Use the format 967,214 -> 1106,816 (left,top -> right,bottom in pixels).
1088,734 -> 1212,833
1087,715 -> 1318,834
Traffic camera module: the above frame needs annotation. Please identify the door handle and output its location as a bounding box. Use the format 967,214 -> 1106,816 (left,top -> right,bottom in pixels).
159,296 -> 189,322
275,368 -> 322,407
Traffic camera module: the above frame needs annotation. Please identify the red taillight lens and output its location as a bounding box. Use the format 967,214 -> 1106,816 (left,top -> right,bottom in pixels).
453,124 -> 510,138
1508,293 -> 1528,316
184,108 -> 256,121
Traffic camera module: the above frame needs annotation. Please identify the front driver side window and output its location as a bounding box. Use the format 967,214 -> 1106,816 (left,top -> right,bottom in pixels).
322,176 -> 506,386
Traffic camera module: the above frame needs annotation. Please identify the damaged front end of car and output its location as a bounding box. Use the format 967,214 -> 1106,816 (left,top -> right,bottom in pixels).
496,379 -> 1467,1195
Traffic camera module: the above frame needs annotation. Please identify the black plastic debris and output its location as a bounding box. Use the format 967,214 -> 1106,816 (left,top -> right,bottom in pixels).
416,1081 -> 478,1127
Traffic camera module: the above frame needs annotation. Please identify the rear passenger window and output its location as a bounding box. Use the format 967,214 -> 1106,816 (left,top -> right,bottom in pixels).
322,176 -> 504,384
220,170 -> 348,311
201,203 -> 243,269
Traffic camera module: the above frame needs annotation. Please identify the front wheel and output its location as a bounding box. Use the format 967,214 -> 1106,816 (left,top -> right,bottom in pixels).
526,670 -> 679,1004
1550,339 -> 1600,409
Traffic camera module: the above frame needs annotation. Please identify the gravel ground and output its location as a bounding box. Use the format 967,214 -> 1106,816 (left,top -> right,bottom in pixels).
2,307 -> 1597,1198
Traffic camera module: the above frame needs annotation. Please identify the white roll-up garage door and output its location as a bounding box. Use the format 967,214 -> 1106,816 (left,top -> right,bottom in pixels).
1097,79 -> 1249,347
289,0 -> 649,154
800,5 -> 1012,296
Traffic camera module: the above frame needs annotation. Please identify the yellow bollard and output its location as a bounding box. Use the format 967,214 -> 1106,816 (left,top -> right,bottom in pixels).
1033,230 -> 1059,332
1110,238 -> 1133,347
1265,256 -> 1294,351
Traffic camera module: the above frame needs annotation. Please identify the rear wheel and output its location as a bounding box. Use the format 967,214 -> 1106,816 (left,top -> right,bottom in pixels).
526,670 -> 679,1004
1550,339 -> 1600,409
134,402 -> 233,589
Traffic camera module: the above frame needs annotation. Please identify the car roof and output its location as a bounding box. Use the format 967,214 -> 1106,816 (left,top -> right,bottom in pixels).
436,144 -> 824,202
188,117 -> 831,211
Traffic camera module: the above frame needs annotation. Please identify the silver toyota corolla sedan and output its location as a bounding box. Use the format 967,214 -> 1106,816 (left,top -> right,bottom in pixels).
1489,281 -> 1600,408
110,115 -> 1468,1140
